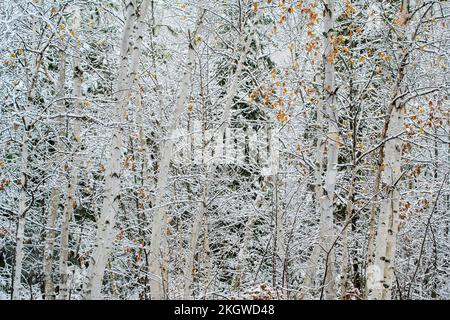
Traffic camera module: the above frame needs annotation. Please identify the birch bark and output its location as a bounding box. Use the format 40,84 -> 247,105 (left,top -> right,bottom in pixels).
58,6 -> 82,300
83,0 -> 139,299
12,136 -> 29,300
43,41 -> 67,299
148,11 -> 205,299
301,0 -> 338,300
183,187 -> 207,299
367,0 -> 411,299
340,169 -> 355,296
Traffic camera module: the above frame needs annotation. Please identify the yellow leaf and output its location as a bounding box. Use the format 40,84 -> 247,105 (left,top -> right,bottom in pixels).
276,108 -> 288,123
271,68 -> 277,80
194,35 -> 202,45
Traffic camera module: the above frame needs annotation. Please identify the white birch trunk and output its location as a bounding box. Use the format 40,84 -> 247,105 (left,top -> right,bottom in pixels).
366,160 -> 383,296
58,6 -> 82,300
43,44 -> 66,300
82,0 -> 138,299
43,188 -> 58,300
147,10 -> 205,299
367,0 -> 410,299
183,188 -> 207,299
369,101 -> 404,300
58,165 -> 77,300
72,6 -> 82,144
12,136 -> 29,300
130,1 -> 151,244
321,0 -> 339,299
301,0 -> 338,300
381,103 -> 403,299
340,169 -> 356,296
148,38 -> 195,301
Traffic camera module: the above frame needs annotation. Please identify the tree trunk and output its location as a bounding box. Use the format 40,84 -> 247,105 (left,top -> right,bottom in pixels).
12,135 -> 29,300
183,187 -> 207,299
147,10 -> 205,299
367,0 -> 410,299
369,101 -> 405,300
82,0 -> 139,299
301,0 -> 338,300
58,6 -> 83,300
43,44 -> 66,300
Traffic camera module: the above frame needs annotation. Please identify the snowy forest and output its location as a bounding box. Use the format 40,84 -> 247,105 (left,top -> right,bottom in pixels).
0,0 -> 449,300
